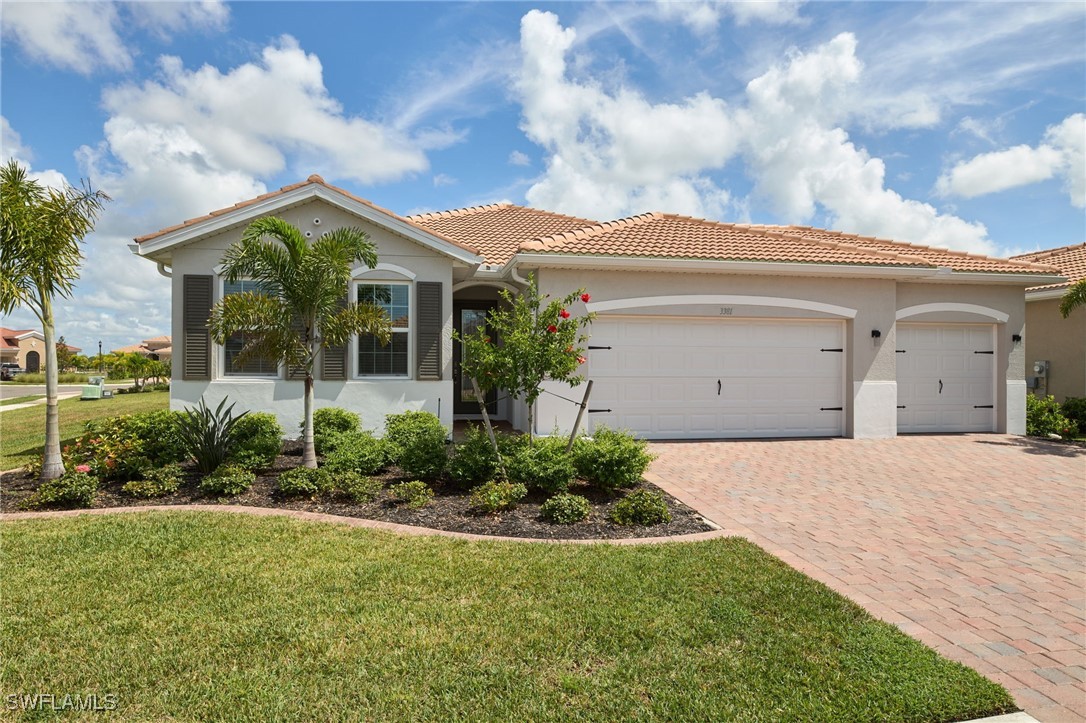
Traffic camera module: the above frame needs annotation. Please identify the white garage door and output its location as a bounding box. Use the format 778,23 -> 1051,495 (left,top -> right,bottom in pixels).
586,317 -> 845,439
897,323 -> 995,433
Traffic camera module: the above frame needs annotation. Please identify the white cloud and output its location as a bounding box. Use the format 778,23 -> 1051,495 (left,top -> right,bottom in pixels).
100,36 -> 433,185
0,0 -> 229,74
515,13 -> 993,252
1,116 -> 69,189
516,10 -> 738,220
656,0 -> 805,33
432,173 -> 457,187
937,114 -> 1085,208
508,150 -> 531,166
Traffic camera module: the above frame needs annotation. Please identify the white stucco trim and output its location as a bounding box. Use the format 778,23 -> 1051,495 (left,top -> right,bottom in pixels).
353,263 -> 416,280
852,381 -> 897,439
1006,380 -> 1027,435
452,280 -> 518,294
1024,288 -> 1069,301
586,294 -> 859,319
896,303 -> 1009,323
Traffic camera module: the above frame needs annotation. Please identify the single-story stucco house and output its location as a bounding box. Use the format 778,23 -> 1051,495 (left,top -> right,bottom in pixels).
1010,243 -> 1085,402
130,175 -> 1064,440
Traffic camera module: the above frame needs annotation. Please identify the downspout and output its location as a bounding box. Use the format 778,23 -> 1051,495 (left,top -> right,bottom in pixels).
156,262 -> 172,278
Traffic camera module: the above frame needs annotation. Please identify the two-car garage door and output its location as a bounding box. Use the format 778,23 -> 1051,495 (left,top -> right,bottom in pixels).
586,317 -> 845,439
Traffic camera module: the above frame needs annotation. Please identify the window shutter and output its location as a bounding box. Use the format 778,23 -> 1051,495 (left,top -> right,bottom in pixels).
416,281 -> 442,381
321,292 -> 349,380
182,275 -> 212,380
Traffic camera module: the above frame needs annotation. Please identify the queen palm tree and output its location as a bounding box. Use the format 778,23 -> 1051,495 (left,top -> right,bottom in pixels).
1059,278 -> 1086,318
0,161 -> 108,480
208,217 -> 390,468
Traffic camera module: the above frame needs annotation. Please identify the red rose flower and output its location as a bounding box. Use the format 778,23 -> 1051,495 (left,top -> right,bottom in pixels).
577,356 -> 587,365
581,293 -> 591,303
559,309 -> 570,319
547,325 -> 557,333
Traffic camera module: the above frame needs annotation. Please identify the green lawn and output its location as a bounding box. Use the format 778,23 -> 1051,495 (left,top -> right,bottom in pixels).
0,512 -> 1014,722
0,390 -> 168,470
0,394 -> 44,407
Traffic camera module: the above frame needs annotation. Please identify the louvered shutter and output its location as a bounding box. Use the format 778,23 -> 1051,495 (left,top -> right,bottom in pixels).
182,275 -> 212,380
321,292 -> 349,380
416,281 -> 442,381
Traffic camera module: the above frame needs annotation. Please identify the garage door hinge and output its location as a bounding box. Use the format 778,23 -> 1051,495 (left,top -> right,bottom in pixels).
973,405 -> 994,409
897,405 -> 906,409
896,350 -> 906,354
588,408 -> 612,413
974,350 -> 994,354
820,348 -> 844,352
588,346 -> 612,350
820,407 -> 843,411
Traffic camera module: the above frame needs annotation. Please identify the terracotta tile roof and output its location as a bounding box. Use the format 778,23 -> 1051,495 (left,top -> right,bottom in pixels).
143,335 -> 171,343
518,213 -> 951,268
406,203 -> 597,265
752,226 -> 1060,275
134,175 -> 481,258
0,328 -> 36,350
1011,243 -> 1086,291
111,344 -> 150,355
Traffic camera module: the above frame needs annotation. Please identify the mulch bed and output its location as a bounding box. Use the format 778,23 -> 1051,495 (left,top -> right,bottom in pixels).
0,441 -> 716,540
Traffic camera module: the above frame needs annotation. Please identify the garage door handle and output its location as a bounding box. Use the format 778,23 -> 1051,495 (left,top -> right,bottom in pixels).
717,380 -> 721,395
974,405 -> 993,409
939,379 -> 943,394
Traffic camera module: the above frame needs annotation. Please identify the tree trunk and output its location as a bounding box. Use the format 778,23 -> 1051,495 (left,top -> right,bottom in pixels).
527,400 -> 535,446
302,373 -> 317,468
40,296 -> 65,481
471,377 -> 505,478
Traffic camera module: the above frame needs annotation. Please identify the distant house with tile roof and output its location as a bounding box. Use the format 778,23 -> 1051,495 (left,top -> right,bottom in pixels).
130,175 -> 1064,440
111,336 -> 172,362
1010,244 -> 1085,401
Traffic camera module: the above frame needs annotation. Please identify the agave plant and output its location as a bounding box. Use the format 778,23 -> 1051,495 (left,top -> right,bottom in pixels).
175,398 -> 248,474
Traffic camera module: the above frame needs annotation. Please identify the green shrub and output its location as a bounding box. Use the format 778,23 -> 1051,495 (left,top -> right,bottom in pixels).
540,493 -> 591,524
23,472 -> 98,509
385,411 -> 447,479
11,372 -> 88,384
231,413 -> 283,469
505,436 -> 575,495
122,464 -> 185,498
448,424 -> 500,484
470,480 -> 527,514
310,408 -> 361,455
66,409 -> 186,481
610,490 -> 671,526
1026,394 -> 1075,437
337,473 -> 383,503
177,399 -> 248,474
389,480 -> 434,509
277,466 -> 334,498
574,428 -> 656,491
321,431 -> 388,475
1060,397 -> 1086,435
199,464 -> 255,496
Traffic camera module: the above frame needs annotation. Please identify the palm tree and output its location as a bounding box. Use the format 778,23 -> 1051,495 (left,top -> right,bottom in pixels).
1059,278 -> 1086,318
208,217 -> 390,468
0,160 -> 108,480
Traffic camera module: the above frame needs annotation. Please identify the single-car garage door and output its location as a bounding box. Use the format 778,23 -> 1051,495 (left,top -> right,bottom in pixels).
586,317 -> 845,439
897,323 -> 995,433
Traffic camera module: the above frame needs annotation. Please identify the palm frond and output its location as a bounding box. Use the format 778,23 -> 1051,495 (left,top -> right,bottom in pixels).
321,303 -> 392,348
1059,279 -> 1086,318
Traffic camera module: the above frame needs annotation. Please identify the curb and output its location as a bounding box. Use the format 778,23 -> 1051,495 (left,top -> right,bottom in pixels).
0,504 -> 732,545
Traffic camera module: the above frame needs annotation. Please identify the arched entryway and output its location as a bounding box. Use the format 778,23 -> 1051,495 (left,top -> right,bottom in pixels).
25,351 -> 40,372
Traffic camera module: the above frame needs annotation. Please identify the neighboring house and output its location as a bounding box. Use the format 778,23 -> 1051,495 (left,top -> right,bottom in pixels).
112,336 -> 173,362
130,175 -> 1063,440
0,327 -> 45,372
1010,243 -> 1086,401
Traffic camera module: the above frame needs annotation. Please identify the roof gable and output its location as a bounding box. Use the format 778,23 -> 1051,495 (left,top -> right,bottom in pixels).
134,175 -> 482,265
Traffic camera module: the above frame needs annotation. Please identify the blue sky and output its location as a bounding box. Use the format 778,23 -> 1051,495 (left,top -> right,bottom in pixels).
2,1 -> 1084,353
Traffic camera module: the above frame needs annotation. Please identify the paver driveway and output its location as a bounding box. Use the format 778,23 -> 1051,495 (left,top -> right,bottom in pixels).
645,434 -> 1085,723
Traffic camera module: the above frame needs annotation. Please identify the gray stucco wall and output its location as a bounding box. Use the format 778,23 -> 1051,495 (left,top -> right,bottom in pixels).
1024,298 -> 1086,401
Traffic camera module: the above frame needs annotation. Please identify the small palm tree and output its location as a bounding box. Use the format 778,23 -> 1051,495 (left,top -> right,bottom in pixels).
208,217 -> 391,468
1059,278 -> 1086,318
0,160 -> 108,480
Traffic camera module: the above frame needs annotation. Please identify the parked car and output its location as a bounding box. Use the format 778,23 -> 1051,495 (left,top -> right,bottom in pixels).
1,363 -> 23,381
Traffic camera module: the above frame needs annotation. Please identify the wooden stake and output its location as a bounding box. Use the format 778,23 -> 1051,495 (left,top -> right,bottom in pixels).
566,380 -> 594,453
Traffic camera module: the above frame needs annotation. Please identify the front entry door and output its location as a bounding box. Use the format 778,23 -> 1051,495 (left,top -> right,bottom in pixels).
454,304 -> 498,415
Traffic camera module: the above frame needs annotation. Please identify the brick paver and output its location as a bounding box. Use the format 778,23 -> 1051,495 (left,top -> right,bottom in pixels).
646,434 -> 1085,723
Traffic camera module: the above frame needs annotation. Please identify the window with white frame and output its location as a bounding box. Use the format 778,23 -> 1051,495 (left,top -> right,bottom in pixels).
222,278 -> 279,377
357,282 -> 409,376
